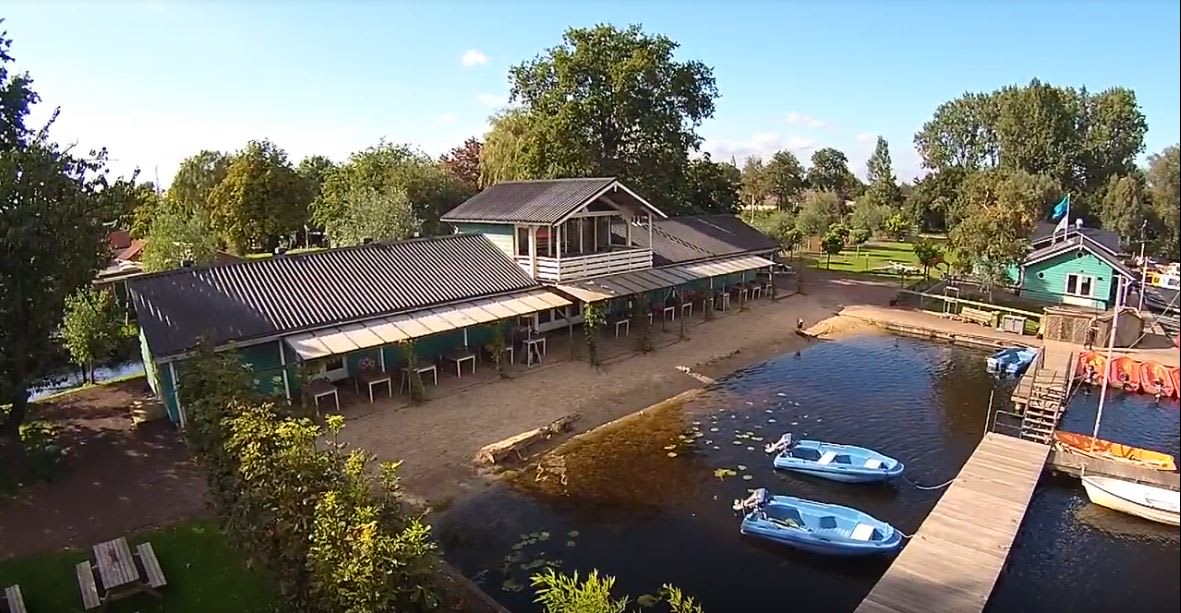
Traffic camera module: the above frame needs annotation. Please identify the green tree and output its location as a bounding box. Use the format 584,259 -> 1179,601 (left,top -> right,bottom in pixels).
912,240 -> 944,280
739,157 -> 771,208
1,28 -> 108,464
61,288 -> 122,383
208,139 -> 310,253
505,24 -> 719,213
913,92 -> 999,171
864,136 -> 901,206
756,210 -> 801,254
794,189 -> 843,237
1146,145 -> 1179,260
531,569 -> 704,613
140,205 -> 220,272
948,168 -> 1058,272
478,109 -> 543,187
806,148 -> 856,201
882,213 -> 912,241
683,154 -> 741,214
850,225 -> 871,256
850,195 -> 889,236
820,225 -> 846,269
324,186 -> 421,246
1099,172 -> 1148,249
167,149 -> 231,214
765,150 -> 806,208
124,181 -> 166,239
905,168 -> 964,232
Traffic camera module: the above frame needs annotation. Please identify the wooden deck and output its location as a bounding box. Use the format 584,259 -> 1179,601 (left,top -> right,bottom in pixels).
855,433 -> 1050,613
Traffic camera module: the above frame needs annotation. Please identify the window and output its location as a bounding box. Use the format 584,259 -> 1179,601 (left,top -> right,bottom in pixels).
1065,273 -> 1095,297
516,228 -> 529,256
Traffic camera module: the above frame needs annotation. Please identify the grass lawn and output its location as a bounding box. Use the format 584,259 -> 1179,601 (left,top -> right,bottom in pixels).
0,519 -> 277,613
801,239 -> 954,279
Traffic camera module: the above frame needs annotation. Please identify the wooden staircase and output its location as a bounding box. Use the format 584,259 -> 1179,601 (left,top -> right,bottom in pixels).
1018,373 -> 1067,444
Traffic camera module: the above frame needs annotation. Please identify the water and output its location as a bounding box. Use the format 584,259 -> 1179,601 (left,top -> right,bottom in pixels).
437,336 -> 1179,613
29,360 -> 144,401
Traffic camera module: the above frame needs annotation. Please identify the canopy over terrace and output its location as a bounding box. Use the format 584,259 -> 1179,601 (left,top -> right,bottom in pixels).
284,288 -> 571,362
555,254 -> 775,303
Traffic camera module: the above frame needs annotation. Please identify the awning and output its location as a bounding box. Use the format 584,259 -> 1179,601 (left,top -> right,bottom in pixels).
557,254 -> 774,303
284,288 -> 572,360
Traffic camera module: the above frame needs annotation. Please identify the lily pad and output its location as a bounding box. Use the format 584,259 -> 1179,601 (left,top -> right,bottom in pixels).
742,474 -> 754,481
502,578 -> 524,592
710,427 -> 719,432
667,451 -> 678,457
746,446 -> 756,451
566,540 -> 577,547
538,531 -> 550,541
714,468 -> 738,479
768,418 -> 777,423
637,594 -> 661,607
737,464 -> 748,471
568,530 -> 580,538
663,444 -> 677,450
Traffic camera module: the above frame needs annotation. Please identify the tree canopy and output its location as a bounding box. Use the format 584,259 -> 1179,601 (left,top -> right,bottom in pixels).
141,205 -> 220,272
440,137 -> 482,192
765,150 -> 807,208
208,139 -> 310,253
948,168 -> 1058,270
738,157 -> 771,208
863,136 -> 901,206
806,148 -> 857,202
324,186 -> 421,246
1146,145 -> 1179,260
683,154 -> 740,214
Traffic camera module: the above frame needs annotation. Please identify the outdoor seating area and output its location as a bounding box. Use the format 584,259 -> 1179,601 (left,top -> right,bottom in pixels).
75,536 -> 167,610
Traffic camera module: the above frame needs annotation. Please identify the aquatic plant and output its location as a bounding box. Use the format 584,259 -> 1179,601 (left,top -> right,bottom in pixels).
713,468 -> 737,480
530,569 -> 706,613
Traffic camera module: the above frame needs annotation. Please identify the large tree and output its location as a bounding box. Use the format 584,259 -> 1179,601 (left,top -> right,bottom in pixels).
1099,172 -> 1149,250
948,168 -> 1059,273
140,205 -> 220,272
1146,145 -> 1180,260
478,109 -> 541,187
683,154 -> 740,214
440,137 -> 482,192
1,28 -> 108,464
765,150 -> 806,209
794,189 -> 843,237
738,156 -> 771,208
503,24 -> 719,212
324,186 -> 422,246
806,148 -> 856,202
207,140 -> 310,253
167,149 -> 230,214
864,136 -> 901,206
905,167 -> 965,233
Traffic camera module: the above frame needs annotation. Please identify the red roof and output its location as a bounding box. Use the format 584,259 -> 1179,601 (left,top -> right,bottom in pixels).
116,239 -> 148,262
108,230 -> 132,250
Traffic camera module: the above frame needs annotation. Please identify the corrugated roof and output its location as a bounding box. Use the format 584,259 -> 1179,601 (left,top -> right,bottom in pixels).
441,177 -> 621,224
1031,222 -> 1121,254
129,233 -> 540,358
1023,236 -> 1138,280
556,254 -> 775,303
614,215 -> 779,266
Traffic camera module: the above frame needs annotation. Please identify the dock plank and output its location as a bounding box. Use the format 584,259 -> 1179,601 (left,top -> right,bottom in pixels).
855,433 -> 1049,613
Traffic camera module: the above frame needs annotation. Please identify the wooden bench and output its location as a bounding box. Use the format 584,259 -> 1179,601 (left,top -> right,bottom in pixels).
960,307 -> 995,327
75,561 -> 101,610
3,585 -> 27,613
136,542 -> 167,589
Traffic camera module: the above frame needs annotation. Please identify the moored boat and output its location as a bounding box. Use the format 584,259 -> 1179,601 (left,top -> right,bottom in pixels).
1080,475 -> 1180,526
1052,431 -> 1177,471
1172,367 -> 1180,399
1138,361 -> 1176,398
1076,351 -> 1106,385
987,346 -> 1038,375
765,434 -> 904,483
734,488 -> 903,556
1107,356 -> 1141,393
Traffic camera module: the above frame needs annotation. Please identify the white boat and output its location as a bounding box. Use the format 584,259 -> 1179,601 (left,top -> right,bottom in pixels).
1080,475 -> 1180,526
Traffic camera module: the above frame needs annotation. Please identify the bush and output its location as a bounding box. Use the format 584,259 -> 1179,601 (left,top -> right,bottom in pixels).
531,569 -> 704,613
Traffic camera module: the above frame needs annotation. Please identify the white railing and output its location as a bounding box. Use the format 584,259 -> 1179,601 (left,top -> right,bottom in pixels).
516,248 -> 653,282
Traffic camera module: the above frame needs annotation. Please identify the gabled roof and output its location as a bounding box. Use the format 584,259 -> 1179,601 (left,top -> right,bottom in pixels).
1030,222 -> 1121,254
441,178 -> 665,225
612,215 -> 779,266
116,239 -> 148,262
129,233 -> 540,358
1023,235 -> 1138,280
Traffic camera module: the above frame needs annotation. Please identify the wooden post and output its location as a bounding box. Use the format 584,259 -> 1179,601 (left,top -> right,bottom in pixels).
626,215 -> 633,246
169,361 -> 185,429
279,342 -> 292,402
528,226 -> 538,277
567,305 -> 575,359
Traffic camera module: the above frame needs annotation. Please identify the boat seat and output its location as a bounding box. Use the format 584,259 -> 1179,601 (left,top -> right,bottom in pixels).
850,523 -> 876,542
863,458 -> 883,470
817,451 -> 837,465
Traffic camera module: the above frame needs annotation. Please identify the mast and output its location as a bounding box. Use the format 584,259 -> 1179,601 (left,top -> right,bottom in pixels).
1088,276 -> 1123,450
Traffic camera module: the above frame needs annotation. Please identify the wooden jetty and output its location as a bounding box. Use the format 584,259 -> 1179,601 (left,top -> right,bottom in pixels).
855,433 -> 1050,613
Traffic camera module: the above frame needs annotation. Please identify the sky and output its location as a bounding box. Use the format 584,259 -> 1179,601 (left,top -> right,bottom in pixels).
4,0 -> 1179,185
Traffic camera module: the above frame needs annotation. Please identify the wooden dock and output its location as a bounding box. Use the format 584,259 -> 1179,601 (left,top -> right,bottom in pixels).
855,433 -> 1050,613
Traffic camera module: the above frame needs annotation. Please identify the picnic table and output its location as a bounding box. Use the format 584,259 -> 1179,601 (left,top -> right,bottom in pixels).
354,370 -> 393,403
444,348 -> 477,378
76,537 -> 166,610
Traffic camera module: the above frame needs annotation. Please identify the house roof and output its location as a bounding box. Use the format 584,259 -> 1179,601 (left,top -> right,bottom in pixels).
1030,222 -> 1121,254
115,239 -> 148,262
612,215 -> 779,266
441,178 -> 664,225
129,233 -> 540,358
1023,235 -> 1138,280
108,229 -> 132,251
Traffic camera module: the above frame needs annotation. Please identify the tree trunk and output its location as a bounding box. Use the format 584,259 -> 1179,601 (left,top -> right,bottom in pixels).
1,389 -> 31,482
826,254 -> 832,269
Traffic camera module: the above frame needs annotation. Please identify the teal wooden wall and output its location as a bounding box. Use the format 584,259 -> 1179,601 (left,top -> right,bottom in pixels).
1020,250 -> 1117,309
454,223 -> 515,256
139,328 -> 160,396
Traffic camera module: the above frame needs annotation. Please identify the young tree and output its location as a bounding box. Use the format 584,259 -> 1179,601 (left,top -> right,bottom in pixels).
912,240 -> 944,280
208,140 -> 311,253
864,136 -> 901,206
739,156 -> 771,208
324,186 -> 422,246
758,210 -> 801,255
506,24 -> 719,212
683,154 -> 741,214
1,28 -> 108,465
850,225 -> 871,256
141,206 -> 220,272
61,288 -> 123,383
850,195 -> 889,236
440,137 -> 483,192
765,149 -> 806,208
794,189 -> 843,238
820,225 -> 846,269
1146,145 -> 1179,260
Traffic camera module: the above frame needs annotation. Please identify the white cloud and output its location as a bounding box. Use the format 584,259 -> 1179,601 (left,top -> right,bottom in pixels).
475,92 -> 507,108
704,132 -> 817,164
436,113 -> 458,125
785,112 -> 827,128
855,132 -> 877,143
460,49 -> 489,67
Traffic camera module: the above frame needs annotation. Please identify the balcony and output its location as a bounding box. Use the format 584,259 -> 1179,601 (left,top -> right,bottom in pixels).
516,247 -> 653,282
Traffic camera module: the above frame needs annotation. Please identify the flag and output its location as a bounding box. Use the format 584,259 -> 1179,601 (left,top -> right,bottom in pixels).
1050,194 -> 1069,220
1053,212 -> 1070,237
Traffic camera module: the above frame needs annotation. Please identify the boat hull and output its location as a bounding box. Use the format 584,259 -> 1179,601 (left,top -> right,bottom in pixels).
1139,361 -> 1177,398
772,461 -> 905,483
740,523 -> 903,556
1053,431 -> 1177,471
1081,476 -> 1180,526
770,440 -> 905,484
739,494 -> 903,556
1108,357 -> 1141,393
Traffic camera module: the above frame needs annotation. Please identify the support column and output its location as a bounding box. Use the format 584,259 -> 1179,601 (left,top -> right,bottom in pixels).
169,361 -> 186,429
528,225 -> 538,278
279,341 -> 292,402
626,215 -> 633,246
647,213 -> 653,247
556,224 -> 562,262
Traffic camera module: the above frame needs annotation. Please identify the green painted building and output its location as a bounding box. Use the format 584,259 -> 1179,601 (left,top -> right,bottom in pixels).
1015,222 -> 1137,310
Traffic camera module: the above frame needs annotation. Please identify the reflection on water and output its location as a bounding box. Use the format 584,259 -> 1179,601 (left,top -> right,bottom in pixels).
29,360 -> 144,401
438,336 -> 1179,613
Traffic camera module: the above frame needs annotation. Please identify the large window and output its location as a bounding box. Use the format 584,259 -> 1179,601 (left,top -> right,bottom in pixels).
1065,273 -> 1095,297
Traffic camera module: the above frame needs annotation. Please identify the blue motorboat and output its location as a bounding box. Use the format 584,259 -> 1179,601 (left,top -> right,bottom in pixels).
734,488 -> 902,556
986,346 -> 1038,375
765,434 -> 904,483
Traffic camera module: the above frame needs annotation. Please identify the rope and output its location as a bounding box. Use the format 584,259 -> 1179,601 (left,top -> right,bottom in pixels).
902,474 -> 956,490
899,530 -> 917,539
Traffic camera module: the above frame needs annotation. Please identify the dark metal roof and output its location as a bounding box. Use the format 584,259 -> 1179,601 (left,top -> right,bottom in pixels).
1031,222 -> 1121,254
1023,236 -> 1138,280
613,215 -> 779,266
129,233 -> 539,358
441,177 -> 626,224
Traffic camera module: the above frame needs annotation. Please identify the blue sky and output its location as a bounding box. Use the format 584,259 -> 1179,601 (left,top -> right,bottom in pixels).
5,1 -> 1179,184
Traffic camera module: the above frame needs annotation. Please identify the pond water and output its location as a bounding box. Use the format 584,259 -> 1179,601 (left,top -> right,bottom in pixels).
29,360 -> 144,401
437,336 -> 1180,613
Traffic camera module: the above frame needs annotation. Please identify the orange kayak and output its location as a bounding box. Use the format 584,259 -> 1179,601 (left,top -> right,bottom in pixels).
1108,356 -> 1141,393
1053,431 -> 1177,471
1139,361 -> 1177,398
1076,352 -> 1106,384
1172,367 -> 1180,399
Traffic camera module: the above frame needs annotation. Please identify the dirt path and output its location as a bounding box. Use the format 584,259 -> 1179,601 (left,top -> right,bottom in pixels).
339,272 -> 898,505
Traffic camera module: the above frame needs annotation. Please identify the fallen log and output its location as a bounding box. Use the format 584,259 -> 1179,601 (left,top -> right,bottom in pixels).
474,413 -> 580,466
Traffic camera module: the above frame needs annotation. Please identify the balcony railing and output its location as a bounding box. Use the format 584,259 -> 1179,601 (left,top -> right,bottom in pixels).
516,247 -> 653,282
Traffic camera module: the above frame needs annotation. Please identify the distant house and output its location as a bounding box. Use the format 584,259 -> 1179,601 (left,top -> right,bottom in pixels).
1013,221 -> 1138,310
